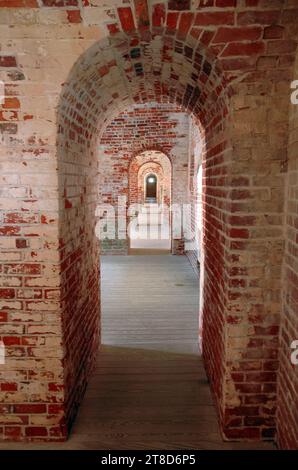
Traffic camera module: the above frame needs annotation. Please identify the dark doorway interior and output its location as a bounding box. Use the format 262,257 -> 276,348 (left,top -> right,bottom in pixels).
146,174 -> 157,202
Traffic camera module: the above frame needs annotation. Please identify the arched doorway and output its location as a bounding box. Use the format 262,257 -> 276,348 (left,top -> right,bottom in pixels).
145,173 -> 157,202
128,150 -> 172,253
55,31 -> 231,440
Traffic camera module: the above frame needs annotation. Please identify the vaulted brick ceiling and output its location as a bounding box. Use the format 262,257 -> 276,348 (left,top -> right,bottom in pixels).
61,29 -> 225,138
55,0 -> 298,136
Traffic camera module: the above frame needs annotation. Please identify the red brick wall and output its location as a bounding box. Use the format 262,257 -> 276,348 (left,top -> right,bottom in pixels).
201,114 -> 229,436
0,59 -> 65,439
219,76 -> 288,441
57,98 -> 100,437
277,48 -> 298,449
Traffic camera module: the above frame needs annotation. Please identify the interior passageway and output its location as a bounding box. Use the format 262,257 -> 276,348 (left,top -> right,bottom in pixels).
1,1 -> 298,447
0,256 -> 273,450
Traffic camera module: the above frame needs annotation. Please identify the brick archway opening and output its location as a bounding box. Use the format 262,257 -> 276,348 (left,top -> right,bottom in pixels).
128,150 -> 172,253
145,173 -> 157,200
56,30 -> 231,441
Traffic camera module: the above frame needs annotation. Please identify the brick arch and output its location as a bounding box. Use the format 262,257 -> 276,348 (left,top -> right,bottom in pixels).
139,163 -> 166,205
138,160 -> 164,172
138,163 -> 164,204
142,167 -> 162,203
128,150 -> 172,206
127,150 -> 172,251
56,29 -> 230,438
129,145 -> 174,164
59,27 -> 230,135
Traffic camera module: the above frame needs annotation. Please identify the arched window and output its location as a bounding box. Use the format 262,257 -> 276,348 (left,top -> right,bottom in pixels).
145,174 -> 157,202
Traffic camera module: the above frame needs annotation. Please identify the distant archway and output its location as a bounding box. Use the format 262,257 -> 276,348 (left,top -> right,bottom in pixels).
128,150 -> 172,253
145,173 -> 157,201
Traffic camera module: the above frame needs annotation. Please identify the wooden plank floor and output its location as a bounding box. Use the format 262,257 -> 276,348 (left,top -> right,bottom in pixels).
0,255 -> 274,450
101,255 -> 200,354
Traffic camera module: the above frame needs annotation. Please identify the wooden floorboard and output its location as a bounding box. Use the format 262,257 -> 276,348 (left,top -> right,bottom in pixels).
0,255 -> 274,450
101,255 -> 200,353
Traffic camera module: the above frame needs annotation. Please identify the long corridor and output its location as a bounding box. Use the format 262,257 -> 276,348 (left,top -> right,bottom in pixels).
0,256 -> 273,450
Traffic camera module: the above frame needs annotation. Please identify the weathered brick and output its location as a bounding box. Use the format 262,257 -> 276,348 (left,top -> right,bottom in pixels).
4,427 -> 22,438
167,11 -> 179,29
195,11 -> 234,26
178,12 -> 193,36
2,98 -> 20,109
25,427 -> 48,437
0,289 -> 15,299
118,7 -> 135,32
168,0 -> 190,10
263,25 -> 284,39
0,56 -> 17,68
152,3 -> 166,28
41,0 -> 78,6
0,1 -> 37,6
14,404 -> 47,414
216,0 -> 236,6
237,10 -> 281,25
134,0 -> 150,29
213,26 -> 262,42
66,10 -> 81,23
267,40 -> 296,55
222,41 -> 265,56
